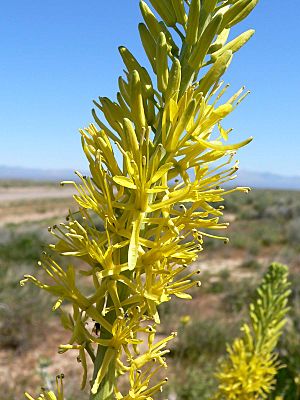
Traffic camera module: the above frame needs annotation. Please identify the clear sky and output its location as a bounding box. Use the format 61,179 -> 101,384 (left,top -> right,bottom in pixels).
0,0 -> 299,176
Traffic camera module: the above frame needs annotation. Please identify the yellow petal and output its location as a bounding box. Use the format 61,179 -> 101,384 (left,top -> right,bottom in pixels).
128,212 -> 145,270
113,176 -> 137,189
196,136 -> 253,151
175,292 -> 192,299
150,163 -> 173,184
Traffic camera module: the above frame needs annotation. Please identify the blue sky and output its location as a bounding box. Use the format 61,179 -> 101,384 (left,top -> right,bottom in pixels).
0,0 -> 299,176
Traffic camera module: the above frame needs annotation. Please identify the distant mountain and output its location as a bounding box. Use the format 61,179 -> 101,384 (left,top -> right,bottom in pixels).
0,165 -> 86,182
0,165 -> 299,190
232,170 -> 300,191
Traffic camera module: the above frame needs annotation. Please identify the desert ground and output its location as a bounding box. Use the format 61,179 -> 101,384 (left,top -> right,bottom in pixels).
0,181 -> 299,400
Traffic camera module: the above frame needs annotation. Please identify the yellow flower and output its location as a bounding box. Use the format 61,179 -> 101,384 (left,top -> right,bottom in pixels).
21,0 -> 261,398
215,264 -> 291,399
180,315 -> 191,325
25,374 -> 65,400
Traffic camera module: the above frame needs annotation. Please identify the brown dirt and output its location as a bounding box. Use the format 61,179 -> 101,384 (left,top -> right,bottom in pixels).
0,186 -> 75,203
0,186 -> 76,227
0,319 -> 90,399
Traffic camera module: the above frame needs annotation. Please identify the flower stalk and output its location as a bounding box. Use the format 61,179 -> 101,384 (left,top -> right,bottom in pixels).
22,0 -> 262,398
215,263 -> 291,399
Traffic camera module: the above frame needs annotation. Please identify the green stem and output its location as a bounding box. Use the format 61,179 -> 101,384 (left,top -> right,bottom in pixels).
90,341 -> 116,400
89,245 -> 130,400
179,65 -> 195,98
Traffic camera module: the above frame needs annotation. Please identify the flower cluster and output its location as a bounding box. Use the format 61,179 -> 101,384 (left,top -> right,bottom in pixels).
215,263 -> 291,399
25,375 -> 65,400
22,0 -> 259,398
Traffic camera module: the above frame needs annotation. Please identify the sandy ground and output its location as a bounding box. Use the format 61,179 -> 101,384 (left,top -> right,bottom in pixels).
198,254 -> 271,278
0,186 -> 76,227
0,320 -> 90,399
0,207 -> 73,227
0,186 -> 75,203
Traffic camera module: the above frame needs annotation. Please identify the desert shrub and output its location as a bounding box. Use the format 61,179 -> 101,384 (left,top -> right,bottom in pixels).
222,278 -> 258,313
222,191 -> 254,213
0,231 -> 50,349
172,318 -> 238,361
0,232 -> 46,263
230,218 -> 283,251
276,246 -> 299,266
229,234 -> 248,249
206,269 -> 230,294
256,221 -> 283,246
286,217 -> 300,246
0,262 -> 49,349
173,361 -> 216,400
239,258 -> 262,270
252,191 -> 275,218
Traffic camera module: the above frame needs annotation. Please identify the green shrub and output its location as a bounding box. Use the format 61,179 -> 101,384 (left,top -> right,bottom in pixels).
286,217 -> 300,246
222,278 -> 257,313
173,362 -> 216,400
172,318 -> 238,361
0,263 -> 49,350
0,232 -> 46,263
239,258 -> 262,270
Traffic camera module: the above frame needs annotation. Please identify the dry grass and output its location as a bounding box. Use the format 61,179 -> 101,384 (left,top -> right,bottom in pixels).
0,184 -> 299,399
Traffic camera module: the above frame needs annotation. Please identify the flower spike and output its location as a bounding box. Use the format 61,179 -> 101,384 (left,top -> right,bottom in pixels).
22,0 -> 260,398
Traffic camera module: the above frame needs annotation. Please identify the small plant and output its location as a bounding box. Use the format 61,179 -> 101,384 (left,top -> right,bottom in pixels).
170,263 -> 291,400
215,263 -> 291,399
19,1 -> 293,399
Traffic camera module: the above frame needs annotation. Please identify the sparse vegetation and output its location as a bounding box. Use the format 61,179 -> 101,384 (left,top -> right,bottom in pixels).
0,230 -> 52,352
0,232 -> 47,263
173,318 -> 238,360
0,263 -> 49,350
0,185 -> 299,399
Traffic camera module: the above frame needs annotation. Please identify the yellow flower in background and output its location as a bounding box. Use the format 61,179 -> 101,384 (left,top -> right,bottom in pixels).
180,315 -> 191,325
25,374 -> 65,400
215,263 -> 291,399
